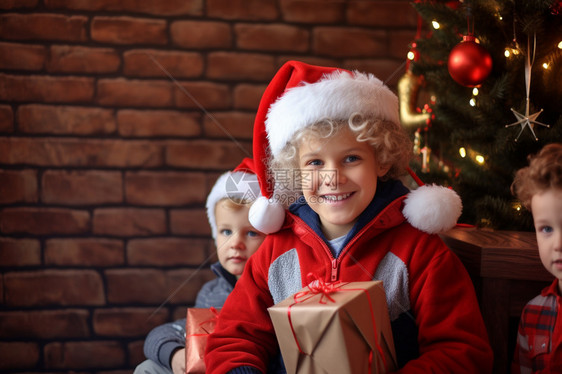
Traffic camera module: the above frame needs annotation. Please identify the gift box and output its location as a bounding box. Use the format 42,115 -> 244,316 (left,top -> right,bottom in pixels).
268,280 -> 396,374
185,307 -> 220,374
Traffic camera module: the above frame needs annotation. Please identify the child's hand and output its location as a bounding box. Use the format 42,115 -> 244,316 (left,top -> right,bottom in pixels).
171,348 -> 186,374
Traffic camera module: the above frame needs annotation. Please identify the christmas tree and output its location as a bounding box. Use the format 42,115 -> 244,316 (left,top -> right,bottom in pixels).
404,0 -> 562,231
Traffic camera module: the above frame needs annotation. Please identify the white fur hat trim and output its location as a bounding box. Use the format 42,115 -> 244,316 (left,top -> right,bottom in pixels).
265,70 -> 400,157
248,195 -> 286,234
206,171 -> 260,239
403,184 -> 462,234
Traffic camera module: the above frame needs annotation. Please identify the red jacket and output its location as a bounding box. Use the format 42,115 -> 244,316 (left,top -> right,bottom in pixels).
205,185 -> 493,373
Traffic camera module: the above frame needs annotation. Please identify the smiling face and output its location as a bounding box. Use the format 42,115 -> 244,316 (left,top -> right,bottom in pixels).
531,188 -> 562,293
214,199 -> 266,278
297,125 -> 389,240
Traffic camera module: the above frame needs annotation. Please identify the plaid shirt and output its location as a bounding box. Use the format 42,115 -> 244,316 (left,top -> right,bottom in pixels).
512,279 -> 562,374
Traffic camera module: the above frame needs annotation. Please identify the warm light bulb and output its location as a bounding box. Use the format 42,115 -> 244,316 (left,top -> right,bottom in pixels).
558,41 -> 562,49
407,51 -> 415,60
472,87 -> 479,96
469,98 -> 476,106
432,20 -> 440,29
459,147 -> 466,158
475,155 -> 485,164
542,62 -> 549,69
504,49 -> 511,58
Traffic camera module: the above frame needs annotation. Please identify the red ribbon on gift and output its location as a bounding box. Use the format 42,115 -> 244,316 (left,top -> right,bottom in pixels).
286,273 -> 388,372
187,307 -> 220,338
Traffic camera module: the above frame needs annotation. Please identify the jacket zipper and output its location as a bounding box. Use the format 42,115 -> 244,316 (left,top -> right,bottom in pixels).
331,258 -> 338,281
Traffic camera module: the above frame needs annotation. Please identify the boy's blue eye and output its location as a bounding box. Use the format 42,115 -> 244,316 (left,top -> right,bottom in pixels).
540,226 -> 553,234
345,155 -> 360,163
247,230 -> 260,238
307,159 -> 323,166
220,229 -> 233,236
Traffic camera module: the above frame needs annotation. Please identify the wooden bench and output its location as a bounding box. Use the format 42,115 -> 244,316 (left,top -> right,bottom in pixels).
440,227 -> 552,374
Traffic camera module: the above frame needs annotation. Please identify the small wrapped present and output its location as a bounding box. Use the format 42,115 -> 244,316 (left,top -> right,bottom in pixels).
185,307 -> 220,374
268,278 -> 396,374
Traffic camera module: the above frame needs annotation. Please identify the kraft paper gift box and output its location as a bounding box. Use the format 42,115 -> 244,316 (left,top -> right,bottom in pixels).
268,280 -> 396,374
184,307 -> 220,374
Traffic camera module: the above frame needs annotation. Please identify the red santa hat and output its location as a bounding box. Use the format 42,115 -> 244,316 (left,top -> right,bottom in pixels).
206,157 -> 261,239
249,60 -> 462,235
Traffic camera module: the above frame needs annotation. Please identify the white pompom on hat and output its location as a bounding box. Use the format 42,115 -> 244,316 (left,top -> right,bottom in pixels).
206,157 -> 261,239
250,60 -> 462,234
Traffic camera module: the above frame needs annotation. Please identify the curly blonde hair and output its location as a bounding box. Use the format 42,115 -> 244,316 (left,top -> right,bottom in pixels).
511,143 -> 562,211
269,114 -> 412,205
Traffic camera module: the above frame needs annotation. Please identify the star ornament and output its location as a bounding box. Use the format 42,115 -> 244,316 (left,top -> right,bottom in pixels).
505,106 -> 550,142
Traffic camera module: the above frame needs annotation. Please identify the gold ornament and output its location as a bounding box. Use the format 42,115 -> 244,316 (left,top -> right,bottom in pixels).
398,70 -> 431,128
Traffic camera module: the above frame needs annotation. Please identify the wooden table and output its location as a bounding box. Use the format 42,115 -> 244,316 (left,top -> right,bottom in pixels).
440,227 -> 552,374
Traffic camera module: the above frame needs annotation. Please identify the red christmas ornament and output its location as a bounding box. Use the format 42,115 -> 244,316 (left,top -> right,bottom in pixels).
447,35 -> 493,87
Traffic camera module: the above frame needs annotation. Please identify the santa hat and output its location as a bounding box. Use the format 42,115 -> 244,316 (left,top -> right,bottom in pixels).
206,157 -> 261,239
249,60 -> 462,235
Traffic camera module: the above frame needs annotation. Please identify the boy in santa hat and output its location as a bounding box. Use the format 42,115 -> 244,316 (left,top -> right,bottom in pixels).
205,61 -> 493,373
135,158 -> 266,374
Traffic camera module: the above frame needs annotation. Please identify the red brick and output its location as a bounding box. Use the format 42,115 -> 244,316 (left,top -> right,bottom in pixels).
93,307 -> 168,337
123,49 -> 204,78
235,24 -> 309,52
128,340 -> 145,367
280,0 -> 344,23
0,0 -> 38,9
117,109 -> 201,137
47,45 -> 121,74
170,209 -> 211,236
167,140 -> 252,170
4,270 -> 104,306
170,21 -> 232,49
0,238 -> 41,267
347,1 -> 418,28
0,207 -> 89,235
127,238 -> 208,266
276,55 -> 338,69
203,111 -> 254,139
106,268 -> 211,304
93,208 -> 166,237
0,105 -> 14,132
45,238 -> 124,266
0,42 -> 46,71
0,13 -> 87,42
0,169 -> 38,204
207,0 -> 278,20
343,59 -> 405,86
97,78 -> 172,107
0,309 -> 90,339
172,305 -> 192,320
207,52 -> 276,81
173,81 -> 231,110
0,342 -> 39,370
0,138 -> 163,167
42,170 -> 123,205
388,30 -> 418,59
0,74 -> 94,103
44,0 -> 203,16
313,27 -> 387,58
233,83 -> 266,110
91,16 -> 167,45
125,171 -> 206,206
44,341 -> 125,369
105,268 -> 166,304
18,104 -> 116,135
168,268 -> 214,304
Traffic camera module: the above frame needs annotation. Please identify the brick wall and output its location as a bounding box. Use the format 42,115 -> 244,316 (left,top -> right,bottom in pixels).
0,0 -> 417,372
